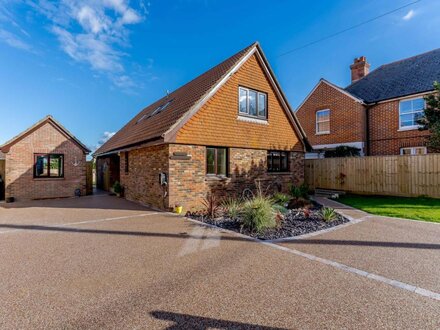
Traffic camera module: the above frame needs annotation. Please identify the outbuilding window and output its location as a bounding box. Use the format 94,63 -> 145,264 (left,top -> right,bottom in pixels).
34,154 -> 64,178
267,151 -> 289,172
239,87 -> 267,119
206,147 -> 228,176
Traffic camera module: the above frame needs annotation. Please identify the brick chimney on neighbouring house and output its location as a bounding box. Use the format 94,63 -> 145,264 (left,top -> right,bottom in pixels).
350,56 -> 370,83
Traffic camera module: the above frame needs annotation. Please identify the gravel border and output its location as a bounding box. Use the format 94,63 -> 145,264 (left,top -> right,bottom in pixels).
187,205 -> 349,241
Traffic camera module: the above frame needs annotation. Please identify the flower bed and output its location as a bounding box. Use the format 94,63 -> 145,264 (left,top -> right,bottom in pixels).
187,203 -> 349,241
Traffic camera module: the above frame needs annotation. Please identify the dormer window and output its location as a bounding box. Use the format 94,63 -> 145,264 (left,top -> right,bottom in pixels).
239,87 -> 267,119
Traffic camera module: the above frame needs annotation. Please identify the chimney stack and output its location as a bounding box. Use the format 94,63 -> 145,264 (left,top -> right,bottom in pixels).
350,56 -> 370,83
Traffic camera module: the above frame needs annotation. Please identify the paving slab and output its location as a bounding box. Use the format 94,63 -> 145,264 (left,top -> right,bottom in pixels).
0,195 -> 439,329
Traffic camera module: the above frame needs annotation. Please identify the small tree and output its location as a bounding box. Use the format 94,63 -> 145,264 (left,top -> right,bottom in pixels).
324,146 -> 360,158
418,82 -> 440,151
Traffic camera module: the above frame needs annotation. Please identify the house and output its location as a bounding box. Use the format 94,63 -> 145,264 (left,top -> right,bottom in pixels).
0,115 -> 90,202
94,42 -> 307,211
296,48 -> 440,158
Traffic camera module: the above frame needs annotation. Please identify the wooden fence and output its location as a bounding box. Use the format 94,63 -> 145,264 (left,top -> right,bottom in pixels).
305,154 -> 440,198
0,160 -> 4,180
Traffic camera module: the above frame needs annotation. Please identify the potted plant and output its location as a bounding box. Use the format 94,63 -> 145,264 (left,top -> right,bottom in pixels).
174,203 -> 183,214
112,181 -> 123,197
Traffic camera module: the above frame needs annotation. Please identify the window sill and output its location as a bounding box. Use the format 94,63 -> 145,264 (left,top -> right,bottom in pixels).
398,126 -> 421,132
315,131 -> 330,135
237,115 -> 268,125
267,172 -> 291,175
205,175 -> 230,181
33,177 -> 65,181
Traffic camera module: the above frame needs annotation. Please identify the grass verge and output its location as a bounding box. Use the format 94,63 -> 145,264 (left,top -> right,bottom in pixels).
335,194 -> 440,223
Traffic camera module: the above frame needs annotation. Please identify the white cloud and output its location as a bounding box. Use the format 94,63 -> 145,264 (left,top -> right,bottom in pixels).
0,28 -> 32,51
402,9 -> 415,21
28,0 -> 146,77
91,131 -> 116,153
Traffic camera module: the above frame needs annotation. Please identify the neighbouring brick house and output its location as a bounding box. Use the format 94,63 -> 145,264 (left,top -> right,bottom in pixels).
95,42 -> 307,211
296,49 -> 440,157
0,115 -> 90,202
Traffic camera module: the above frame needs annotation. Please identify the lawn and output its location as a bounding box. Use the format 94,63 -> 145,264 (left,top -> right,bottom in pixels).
335,194 -> 440,223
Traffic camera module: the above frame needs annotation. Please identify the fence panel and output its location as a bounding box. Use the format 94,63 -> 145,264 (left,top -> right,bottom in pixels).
304,154 -> 440,198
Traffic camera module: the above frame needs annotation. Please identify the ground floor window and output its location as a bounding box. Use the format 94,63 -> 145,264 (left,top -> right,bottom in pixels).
400,147 -> 427,155
34,154 -> 64,178
206,147 -> 228,176
267,151 -> 289,172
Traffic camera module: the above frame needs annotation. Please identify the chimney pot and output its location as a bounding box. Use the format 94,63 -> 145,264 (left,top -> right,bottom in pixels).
350,56 -> 370,83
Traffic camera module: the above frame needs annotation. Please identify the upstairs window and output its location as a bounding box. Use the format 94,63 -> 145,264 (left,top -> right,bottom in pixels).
316,109 -> 330,134
267,151 -> 289,172
239,87 -> 267,119
206,147 -> 228,176
399,98 -> 424,129
34,154 -> 64,178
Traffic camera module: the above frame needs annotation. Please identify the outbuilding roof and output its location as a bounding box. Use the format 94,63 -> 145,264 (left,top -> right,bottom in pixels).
0,115 -> 90,154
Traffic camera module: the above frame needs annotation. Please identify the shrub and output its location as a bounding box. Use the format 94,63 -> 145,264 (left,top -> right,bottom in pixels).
221,197 -> 242,219
289,183 -> 309,199
112,181 -> 122,194
320,207 -> 337,222
324,146 -> 361,158
242,196 -> 276,232
273,193 -> 291,206
202,193 -> 222,219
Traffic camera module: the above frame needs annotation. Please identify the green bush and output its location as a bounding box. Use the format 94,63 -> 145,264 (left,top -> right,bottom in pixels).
289,183 -> 309,199
272,203 -> 289,215
242,196 -> 276,232
320,207 -> 337,222
221,197 -> 242,219
113,181 -> 122,194
273,193 -> 291,205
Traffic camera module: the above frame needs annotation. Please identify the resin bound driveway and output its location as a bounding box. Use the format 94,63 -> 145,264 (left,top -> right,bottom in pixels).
0,195 -> 439,329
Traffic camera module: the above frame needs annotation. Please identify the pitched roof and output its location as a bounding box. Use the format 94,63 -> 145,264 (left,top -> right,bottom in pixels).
0,115 -> 90,153
95,42 -> 307,155
345,48 -> 440,103
296,78 -> 364,111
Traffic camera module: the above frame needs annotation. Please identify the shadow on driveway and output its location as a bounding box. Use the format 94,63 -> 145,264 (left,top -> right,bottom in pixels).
150,310 -> 287,330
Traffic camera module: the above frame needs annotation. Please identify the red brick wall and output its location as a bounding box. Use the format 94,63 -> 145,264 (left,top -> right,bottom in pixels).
368,100 -> 430,155
168,144 -> 304,212
175,54 -> 304,152
120,144 -> 169,209
119,143 -> 304,212
5,122 -> 86,201
296,81 -> 367,147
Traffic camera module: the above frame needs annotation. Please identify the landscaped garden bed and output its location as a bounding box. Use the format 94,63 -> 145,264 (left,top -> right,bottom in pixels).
186,184 -> 349,240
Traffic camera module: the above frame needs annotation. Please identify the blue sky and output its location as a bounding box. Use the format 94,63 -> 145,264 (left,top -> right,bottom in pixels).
0,0 -> 439,152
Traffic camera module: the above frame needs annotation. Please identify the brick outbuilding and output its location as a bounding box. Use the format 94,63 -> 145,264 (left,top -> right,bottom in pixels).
95,42 -> 307,211
0,116 -> 90,202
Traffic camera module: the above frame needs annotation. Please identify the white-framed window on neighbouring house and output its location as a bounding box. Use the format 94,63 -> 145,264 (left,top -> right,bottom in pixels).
399,97 -> 425,129
316,109 -> 330,134
400,147 -> 427,155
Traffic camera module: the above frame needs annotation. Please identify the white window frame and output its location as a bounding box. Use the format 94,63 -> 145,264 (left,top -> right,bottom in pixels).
316,109 -> 330,135
398,97 -> 425,131
400,146 -> 427,155
238,87 -> 267,120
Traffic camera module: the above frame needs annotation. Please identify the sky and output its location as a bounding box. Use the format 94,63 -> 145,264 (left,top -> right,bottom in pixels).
0,0 -> 439,152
